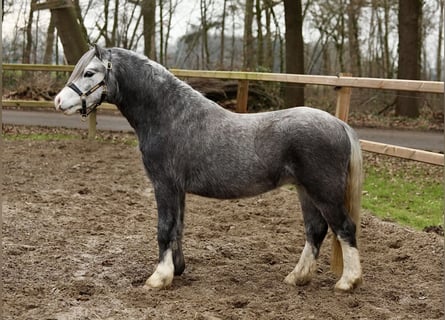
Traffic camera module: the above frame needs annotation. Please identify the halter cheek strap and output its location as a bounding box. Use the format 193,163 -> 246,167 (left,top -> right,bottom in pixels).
67,59 -> 112,120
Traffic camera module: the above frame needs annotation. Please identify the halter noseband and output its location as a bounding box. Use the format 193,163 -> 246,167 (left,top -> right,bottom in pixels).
67,58 -> 112,120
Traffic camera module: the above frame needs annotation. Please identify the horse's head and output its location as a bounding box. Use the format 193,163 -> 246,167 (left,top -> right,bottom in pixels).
55,45 -> 112,117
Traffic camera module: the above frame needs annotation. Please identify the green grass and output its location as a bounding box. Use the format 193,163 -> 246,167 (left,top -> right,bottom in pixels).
362,154 -> 443,230
3,132 -> 78,141
2,129 -> 138,146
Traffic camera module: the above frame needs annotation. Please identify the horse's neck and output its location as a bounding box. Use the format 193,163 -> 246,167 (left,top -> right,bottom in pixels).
112,65 -> 200,132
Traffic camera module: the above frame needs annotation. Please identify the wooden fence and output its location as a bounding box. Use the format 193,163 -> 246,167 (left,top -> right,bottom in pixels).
3,63 -> 444,166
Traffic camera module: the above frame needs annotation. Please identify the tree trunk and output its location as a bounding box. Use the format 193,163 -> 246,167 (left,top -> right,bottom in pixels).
51,5 -> 89,64
200,0 -> 210,69
347,0 -> 361,76
396,0 -> 422,118
255,0 -> 263,67
43,13 -> 56,64
23,2 -> 34,64
336,0 -> 346,73
159,0 -> 164,64
284,0 -> 305,107
142,0 -> 156,59
383,0 -> 393,78
111,0 -> 119,46
73,0 -> 89,43
230,1 -> 237,69
219,0 -> 227,68
436,0 -> 444,81
243,0 -> 254,70
269,4 -> 283,72
163,0 -> 176,67
264,0 -> 273,71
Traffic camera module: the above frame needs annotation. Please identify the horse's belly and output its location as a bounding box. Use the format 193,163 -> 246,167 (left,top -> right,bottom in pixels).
185,167 -> 294,200
188,181 -> 274,199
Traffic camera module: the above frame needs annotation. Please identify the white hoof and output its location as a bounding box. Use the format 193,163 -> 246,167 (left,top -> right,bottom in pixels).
143,249 -> 174,289
284,270 -> 313,286
334,275 -> 362,292
284,242 -> 317,286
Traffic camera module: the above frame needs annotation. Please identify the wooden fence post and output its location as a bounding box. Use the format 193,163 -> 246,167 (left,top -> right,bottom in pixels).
236,80 -> 249,113
88,110 -> 97,140
334,73 -> 352,122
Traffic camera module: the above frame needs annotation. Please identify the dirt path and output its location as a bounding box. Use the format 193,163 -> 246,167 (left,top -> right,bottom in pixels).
3,135 -> 443,319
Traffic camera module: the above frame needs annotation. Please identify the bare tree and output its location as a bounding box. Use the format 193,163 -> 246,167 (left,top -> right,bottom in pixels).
284,0 -> 305,107
436,0 -> 444,80
377,0 -> 397,78
308,1 -> 347,74
268,2 -> 284,72
396,0 -> 422,118
161,0 -> 179,66
73,0 -> 89,43
219,0 -> 228,68
121,1 -> 144,50
199,0 -> 213,68
243,0 -> 254,70
97,0 -> 120,46
141,0 -> 156,59
229,0 -> 238,69
263,0 -> 274,71
347,0 -> 362,76
43,13 -> 55,64
255,0 -> 263,67
23,1 -> 35,63
159,0 -> 165,63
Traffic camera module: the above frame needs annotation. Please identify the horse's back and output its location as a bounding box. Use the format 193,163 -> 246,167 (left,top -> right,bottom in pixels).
252,107 -> 351,163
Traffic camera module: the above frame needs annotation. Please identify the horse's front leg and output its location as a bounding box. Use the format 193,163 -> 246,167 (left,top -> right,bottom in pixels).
144,183 -> 185,289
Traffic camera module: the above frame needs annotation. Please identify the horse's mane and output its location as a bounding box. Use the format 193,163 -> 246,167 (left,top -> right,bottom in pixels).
67,49 -> 96,83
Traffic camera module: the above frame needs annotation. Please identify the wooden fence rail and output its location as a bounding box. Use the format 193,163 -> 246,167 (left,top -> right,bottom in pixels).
2,63 -> 444,166
3,63 -> 443,93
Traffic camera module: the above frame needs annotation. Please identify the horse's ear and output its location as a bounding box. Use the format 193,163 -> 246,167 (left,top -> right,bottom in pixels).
94,44 -> 104,60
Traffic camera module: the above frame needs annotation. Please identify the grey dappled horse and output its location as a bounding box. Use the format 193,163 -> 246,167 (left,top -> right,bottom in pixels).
55,46 -> 363,292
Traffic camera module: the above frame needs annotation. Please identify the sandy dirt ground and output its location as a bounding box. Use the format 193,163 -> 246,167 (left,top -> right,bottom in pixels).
3,129 -> 443,320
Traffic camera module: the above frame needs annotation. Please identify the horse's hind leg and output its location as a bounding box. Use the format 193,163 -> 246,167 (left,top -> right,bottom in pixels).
318,201 -> 362,292
144,183 -> 186,289
327,209 -> 362,292
284,187 -> 328,286
333,236 -> 362,291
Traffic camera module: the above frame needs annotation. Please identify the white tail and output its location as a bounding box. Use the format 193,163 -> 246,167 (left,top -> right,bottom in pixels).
331,127 -> 363,276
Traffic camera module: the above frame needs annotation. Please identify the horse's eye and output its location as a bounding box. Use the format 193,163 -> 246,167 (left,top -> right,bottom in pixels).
84,71 -> 95,78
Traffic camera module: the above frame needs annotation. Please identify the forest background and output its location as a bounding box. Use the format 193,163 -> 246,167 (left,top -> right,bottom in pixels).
2,0 -> 444,117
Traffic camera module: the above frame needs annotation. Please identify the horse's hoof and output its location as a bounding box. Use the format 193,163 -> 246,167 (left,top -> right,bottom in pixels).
143,249 -> 175,289
283,272 -> 312,286
143,273 -> 173,289
334,276 -> 362,292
